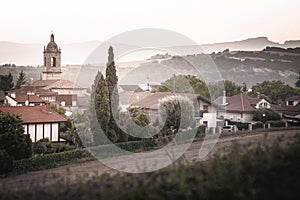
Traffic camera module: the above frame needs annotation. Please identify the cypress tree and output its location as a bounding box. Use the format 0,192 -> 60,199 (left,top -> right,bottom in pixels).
105,46 -> 119,117
15,70 -> 27,89
105,46 -> 122,141
94,73 -> 116,142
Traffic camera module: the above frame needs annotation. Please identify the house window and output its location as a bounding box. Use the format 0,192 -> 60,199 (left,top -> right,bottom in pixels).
259,102 -> 269,108
203,105 -> 209,111
287,101 -> 293,106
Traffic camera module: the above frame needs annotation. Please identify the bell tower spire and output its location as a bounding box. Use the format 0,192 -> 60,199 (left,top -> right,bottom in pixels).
42,32 -> 62,80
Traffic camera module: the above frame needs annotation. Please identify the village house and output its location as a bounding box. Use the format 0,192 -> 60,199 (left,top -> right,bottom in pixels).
130,92 -> 219,127
0,104 -> 67,142
119,82 -> 160,111
272,95 -> 300,121
5,93 -> 45,106
214,92 -> 271,123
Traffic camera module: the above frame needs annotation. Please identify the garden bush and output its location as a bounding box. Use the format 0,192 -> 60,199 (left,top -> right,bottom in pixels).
0,149 -> 12,175
13,149 -> 90,173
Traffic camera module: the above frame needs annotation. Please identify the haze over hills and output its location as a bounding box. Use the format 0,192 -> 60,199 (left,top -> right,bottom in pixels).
0,37 -> 300,66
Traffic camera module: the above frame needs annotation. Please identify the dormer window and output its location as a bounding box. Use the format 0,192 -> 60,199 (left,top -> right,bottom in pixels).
287,100 -> 293,106
258,102 -> 269,108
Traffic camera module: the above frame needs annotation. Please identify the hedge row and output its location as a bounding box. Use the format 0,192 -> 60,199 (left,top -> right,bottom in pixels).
13,149 -> 90,173
89,139 -> 157,159
11,128 -> 205,174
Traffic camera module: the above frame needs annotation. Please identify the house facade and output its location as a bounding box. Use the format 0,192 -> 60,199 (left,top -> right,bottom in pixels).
130,92 -> 218,127
5,93 -> 45,106
0,104 -> 67,142
272,95 -> 300,120
214,93 -> 271,123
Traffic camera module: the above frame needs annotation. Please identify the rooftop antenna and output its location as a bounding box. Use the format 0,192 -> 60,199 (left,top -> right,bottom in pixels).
147,74 -> 150,91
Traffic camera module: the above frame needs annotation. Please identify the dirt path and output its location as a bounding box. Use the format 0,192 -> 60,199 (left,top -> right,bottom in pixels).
0,129 -> 299,192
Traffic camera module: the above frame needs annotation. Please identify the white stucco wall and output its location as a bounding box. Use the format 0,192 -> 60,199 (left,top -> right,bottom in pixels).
28,124 -> 35,142
36,124 -> 43,141
218,111 -> 253,123
52,123 -> 59,141
200,113 -> 217,128
5,96 -> 17,106
23,123 -> 60,142
44,123 -> 51,140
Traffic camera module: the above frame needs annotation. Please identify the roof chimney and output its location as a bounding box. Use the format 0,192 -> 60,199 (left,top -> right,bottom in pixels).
41,102 -> 51,113
222,91 -> 227,105
11,92 -> 16,99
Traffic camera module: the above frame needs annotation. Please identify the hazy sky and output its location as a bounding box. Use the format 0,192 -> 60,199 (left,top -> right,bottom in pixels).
1,0 -> 299,45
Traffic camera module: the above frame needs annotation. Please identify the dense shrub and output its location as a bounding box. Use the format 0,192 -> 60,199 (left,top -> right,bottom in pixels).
228,121 -> 249,130
269,121 -> 286,128
89,139 -> 157,158
196,125 -> 206,137
253,108 -> 281,122
13,149 -> 90,173
0,113 -> 32,160
32,141 -> 47,155
252,122 -> 264,130
159,95 -> 195,131
0,149 -> 12,174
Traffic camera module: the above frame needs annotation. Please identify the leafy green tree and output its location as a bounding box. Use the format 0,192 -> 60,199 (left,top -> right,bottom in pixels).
15,70 -> 27,89
50,103 -> 66,117
124,106 -> 155,139
72,111 -> 93,145
128,106 -> 150,126
157,74 -> 210,98
249,80 -> 299,104
0,73 -> 14,91
159,95 -> 194,131
60,120 -> 84,148
253,108 -> 281,123
242,82 -> 247,93
295,70 -> 300,87
209,80 -> 242,99
0,112 -> 32,161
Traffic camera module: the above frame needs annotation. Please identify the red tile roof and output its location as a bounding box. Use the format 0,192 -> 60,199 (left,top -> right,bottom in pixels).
286,95 -> 300,101
30,79 -> 59,87
43,79 -> 83,90
10,94 -> 45,103
131,92 -> 211,110
271,102 -> 300,116
0,105 -> 67,123
215,93 -> 262,112
119,91 -> 151,105
7,86 -> 57,95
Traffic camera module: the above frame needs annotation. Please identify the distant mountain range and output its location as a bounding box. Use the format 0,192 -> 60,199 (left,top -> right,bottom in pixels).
0,37 -> 299,66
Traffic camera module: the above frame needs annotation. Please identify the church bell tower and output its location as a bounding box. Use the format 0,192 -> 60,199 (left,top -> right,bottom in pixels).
42,33 -> 62,80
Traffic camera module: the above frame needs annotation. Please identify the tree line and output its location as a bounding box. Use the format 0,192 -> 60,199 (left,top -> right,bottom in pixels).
0,70 -> 27,91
